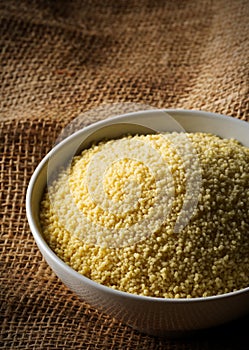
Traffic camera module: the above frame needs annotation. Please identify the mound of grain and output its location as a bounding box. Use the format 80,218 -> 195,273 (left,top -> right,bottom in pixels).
40,132 -> 249,298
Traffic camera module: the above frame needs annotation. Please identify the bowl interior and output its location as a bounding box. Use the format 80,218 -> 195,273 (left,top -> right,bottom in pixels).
27,108 -> 249,272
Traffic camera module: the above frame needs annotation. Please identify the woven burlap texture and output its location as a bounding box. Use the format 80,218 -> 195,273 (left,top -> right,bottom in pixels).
1,0 -> 249,349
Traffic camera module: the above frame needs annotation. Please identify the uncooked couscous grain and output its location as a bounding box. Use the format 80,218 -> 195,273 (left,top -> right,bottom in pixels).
40,132 -> 249,298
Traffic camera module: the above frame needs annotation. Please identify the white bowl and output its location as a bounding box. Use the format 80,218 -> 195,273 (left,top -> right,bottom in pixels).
26,109 -> 249,337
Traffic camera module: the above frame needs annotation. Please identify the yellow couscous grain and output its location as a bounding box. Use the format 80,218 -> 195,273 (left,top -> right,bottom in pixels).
40,132 -> 249,298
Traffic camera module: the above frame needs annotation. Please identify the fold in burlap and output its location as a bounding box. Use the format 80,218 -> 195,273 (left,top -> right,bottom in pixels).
1,1 -> 249,349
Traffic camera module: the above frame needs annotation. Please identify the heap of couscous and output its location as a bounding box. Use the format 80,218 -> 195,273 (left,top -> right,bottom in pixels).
40,132 -> 249,298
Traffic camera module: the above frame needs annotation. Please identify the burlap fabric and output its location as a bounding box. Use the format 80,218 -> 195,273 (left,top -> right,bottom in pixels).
1,0 -> 249,349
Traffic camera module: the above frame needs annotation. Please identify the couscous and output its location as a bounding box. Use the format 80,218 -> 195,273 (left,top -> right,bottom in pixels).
40,132 -> 249,298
